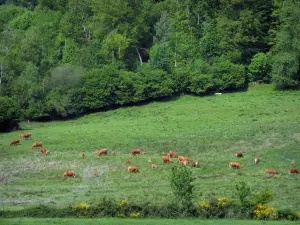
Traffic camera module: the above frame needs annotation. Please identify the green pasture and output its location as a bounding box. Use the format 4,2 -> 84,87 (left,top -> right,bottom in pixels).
0,84 -> 300,212
1,218 -> 299,225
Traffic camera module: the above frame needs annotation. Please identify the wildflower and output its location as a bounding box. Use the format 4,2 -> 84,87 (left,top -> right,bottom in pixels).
217,197 -> 229,207
74,202 -> 89,211
200,201 -> 210,209
119,199 -> 128,207
130,212 -> 141,218
254,203 -> 276,220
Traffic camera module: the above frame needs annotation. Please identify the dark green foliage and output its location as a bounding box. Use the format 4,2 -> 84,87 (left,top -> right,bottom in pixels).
0,0 -> 297,123
277,208 -> 298,220
271,0 -> 300,89
0,96 -> 21,131
248,53 -> 272,83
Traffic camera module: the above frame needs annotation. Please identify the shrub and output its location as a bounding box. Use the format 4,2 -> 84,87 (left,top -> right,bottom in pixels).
253,203 -> 276,220
277,208 -> 298,220
248,53 -> 272,83
252,188 -> 274,205
0,96 -> 22,131
198,197 -> 237,218
169,166 -> 195,211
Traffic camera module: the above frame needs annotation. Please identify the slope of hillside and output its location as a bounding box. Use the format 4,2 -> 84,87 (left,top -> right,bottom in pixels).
1,84 -> 300,211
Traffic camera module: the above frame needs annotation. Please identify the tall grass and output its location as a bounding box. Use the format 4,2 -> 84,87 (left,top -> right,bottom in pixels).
0,84 -> 300,211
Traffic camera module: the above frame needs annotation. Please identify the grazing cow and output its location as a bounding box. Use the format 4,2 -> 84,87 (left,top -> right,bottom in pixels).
20,133 -> 31,140
32,142 -> 43,148
96,149 -> 107,157
180,160 -> 189,166
192,160 -> 199,168
254,157 -> 260,164
111,151 -> 116,156
288,168 -> 300,174
10,139 -> 20,146
229,162 -> 242,169
40,147 -> 48,156
94,171 -> 99,177
168,151 -> 178,158
152,164 -> 158,169
131,148 -> 142,156
80,152 -> 85,158
162,156 -> 173,163
125,160 -> 132,164
235,152 -> 244,158
264,169 -> 279,175
63,171 -> 76,177
148,158 -> 152,163
178,156 -> 190,163
128,166 -> 139,173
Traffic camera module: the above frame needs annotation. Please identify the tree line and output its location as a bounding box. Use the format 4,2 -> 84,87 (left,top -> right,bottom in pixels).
0,0 -> 300,131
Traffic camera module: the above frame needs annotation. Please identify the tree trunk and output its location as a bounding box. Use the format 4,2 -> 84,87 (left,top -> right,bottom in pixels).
136,47 -> 143,65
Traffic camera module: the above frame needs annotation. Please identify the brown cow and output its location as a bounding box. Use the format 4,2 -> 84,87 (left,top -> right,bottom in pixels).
10,139 -> 20,146
168,151 -> 178,158
288,168 -> 300,174
80,152 -> 85,158
254,157 -> 260,164
131,148 -> 141,156
20,133 -> 31,140
229,162 -> 242,169
125,160 -> 132,164
180,160 -> 189,166
32,142 -> 43,148
192,160 -> 199,168
152,164 -> 158,169
128,166 -> 139,173
178,156 -> 190,163
235,152 -> 244,158
40,147 -> 48,156
63,171 -> 76,177
96,149 -> 107,157
264,169 -> 279,175
162,156 -> 173,163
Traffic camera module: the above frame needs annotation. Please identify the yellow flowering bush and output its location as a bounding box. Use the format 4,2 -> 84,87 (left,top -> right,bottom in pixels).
217,197 -> 229,208
119,199 -> 128,207
254,203 -> 276,220
130,212 -> 141,218
296,212 -> 300,219
199,201 -> 210,209
74,202 -> 89,211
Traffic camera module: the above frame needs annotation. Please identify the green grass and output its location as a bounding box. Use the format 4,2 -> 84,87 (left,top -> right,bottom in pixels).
1,84 -> 300,212
1,218 -> 299,225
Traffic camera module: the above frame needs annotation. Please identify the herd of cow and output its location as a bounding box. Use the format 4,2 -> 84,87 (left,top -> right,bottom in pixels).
10,133 -> 300,178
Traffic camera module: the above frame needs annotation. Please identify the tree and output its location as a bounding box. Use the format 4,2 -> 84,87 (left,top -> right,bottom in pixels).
0,96 -> 21,131
169,166 -> 195,213
271,0 -> 300,89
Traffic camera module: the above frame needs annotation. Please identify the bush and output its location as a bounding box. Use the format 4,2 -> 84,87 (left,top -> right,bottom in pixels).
248,53 -> 272,83
277,208 -> 298,220
169,166 -> 195,215
0,96 -> 22,131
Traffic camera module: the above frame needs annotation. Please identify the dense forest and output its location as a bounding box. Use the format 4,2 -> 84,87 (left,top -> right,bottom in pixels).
0,0 -> 300,131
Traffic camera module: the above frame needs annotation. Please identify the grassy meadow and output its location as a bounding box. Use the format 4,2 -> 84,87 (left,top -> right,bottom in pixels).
0,84 -> 300,213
